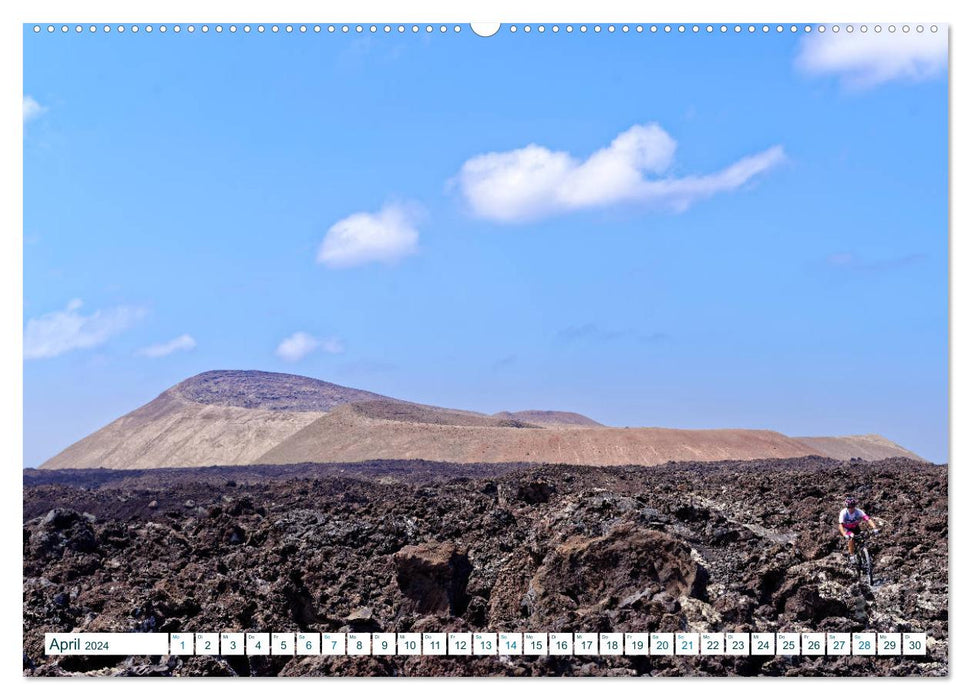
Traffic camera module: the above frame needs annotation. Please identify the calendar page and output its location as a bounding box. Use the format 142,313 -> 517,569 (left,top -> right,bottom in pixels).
21,11 -> 948,679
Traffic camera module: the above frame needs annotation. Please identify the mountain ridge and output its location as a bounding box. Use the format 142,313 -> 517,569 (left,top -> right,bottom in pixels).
37,369 -> 926,470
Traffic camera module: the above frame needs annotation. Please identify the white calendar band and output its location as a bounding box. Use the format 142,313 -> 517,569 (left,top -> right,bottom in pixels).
44,632 -> 928,657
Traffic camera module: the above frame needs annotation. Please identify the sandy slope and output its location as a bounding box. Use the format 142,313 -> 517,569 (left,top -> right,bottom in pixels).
258,404 -> 819,466
38,391 -> 325,470
492,410 -> 603,427
793,435 -> 927,462
37,370 -> 927,470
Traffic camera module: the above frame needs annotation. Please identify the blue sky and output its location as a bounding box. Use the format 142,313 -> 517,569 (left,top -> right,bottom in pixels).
23,25 -> 949,465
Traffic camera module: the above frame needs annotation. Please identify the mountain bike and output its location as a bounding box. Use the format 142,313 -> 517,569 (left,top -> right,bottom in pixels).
850,530 -> 878,585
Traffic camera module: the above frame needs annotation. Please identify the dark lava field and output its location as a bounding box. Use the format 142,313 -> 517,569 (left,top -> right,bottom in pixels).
23,457 -> 948,677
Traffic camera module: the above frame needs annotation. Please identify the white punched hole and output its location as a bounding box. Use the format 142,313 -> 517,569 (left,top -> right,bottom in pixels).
35,20 -> 929,41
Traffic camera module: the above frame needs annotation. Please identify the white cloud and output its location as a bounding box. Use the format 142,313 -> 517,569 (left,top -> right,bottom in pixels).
23,95 -> 45,123
317,202 -> 421,268
453,123 -> 785,223
825,251 -> 924,272
24,299 -> 146,360
136,334 -> 197,358
275,332 -> 345,362
319,337 -> 345,354
796,29 -> 948,89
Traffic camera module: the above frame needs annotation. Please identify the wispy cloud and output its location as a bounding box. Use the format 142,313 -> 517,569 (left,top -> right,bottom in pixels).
24,299 -> 146,360
796,29 -> 947,89
136,333 -> 197,358
275,332 -> 345,362
453,123 -> 784,223
317,202 -> 421,268
23,95 -> 45,124
491,354 -> 518,371
825,252 -> 925,272
555,323 -> 668,345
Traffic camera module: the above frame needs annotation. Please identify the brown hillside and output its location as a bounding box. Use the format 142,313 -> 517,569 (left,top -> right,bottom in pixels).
258,404 -> 819,467
348,400 -> 537,428
38,391 -> 326,471
794,435 -> 927,462
39,370 -> 393,470
492,410 -> 603,427
37,370 -> 926,470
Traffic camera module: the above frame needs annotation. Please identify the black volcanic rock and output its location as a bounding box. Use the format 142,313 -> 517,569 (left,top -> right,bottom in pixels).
173,370 -> 393,412
23,457 -> 947,677
393,541 -> 472,616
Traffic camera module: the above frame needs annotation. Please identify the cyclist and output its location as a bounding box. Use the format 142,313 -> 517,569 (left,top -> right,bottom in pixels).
839,496 -> 879,563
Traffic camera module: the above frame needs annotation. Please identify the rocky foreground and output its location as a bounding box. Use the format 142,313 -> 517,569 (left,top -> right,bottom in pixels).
23,457 -> 947,677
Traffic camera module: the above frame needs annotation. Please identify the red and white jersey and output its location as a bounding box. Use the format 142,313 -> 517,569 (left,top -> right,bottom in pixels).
839,507 -> 870,528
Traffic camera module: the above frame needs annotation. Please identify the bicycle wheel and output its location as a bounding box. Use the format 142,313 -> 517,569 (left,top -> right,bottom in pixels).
861,546 -> 873,585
